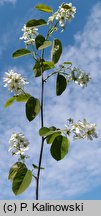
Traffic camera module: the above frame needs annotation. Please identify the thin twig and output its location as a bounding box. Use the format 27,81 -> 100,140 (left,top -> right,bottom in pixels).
44,71 -> 71,82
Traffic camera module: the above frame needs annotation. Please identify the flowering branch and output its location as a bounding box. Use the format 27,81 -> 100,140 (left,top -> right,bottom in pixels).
3,2 -> 97,199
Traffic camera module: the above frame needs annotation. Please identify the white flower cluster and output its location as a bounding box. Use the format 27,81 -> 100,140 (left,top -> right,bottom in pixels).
3,69 -> 28,95
72,68 -> 91,87
58,64 -> 91,88
20,24 -> 38,46
9,133 -> 29,157
66,119 -> 98,140
48,3 -> 76,29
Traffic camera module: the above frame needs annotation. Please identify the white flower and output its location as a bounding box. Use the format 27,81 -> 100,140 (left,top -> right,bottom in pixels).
71,119 -> 98,140
48,15 -> 55,23
9,132 -> 29,156
48,3 -> 76,29
65,118 -> 98,140
20,24 -> 38,45
3,69 -> 28,95
72,68 -> 91,87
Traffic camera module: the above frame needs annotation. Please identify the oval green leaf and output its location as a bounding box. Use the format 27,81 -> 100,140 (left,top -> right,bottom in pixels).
35,34 -> 45,50
39,127 -> 50,136
4,96 -> 15,108
42,61 -> 55,71
56,73 -> 67,96
8,162 -> 27,181
33,62 -> 41,77
39,126 -> 61,137
15,93 -> 30,102
12,168 -> 32,195
46,126 -> 60,144
51,39 -> 62,64
26,19 -> 47,27
12,49 -> 32,58
47,132 -> 60,144
26,96 -> 41,121
33,60 -> 54,76
38,41 -> 52,50
35,4 -> 53,13
50,135 -> 70,161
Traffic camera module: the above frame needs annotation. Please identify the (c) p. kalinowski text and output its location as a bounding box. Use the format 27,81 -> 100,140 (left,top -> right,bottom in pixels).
32,202 -> 84,212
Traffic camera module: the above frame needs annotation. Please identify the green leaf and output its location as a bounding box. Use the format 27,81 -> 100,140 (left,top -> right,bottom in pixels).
26,19 -> 47,27
4,94 -> 31,107
35,4 -> 53,13
46,126 -> 60,144
34,59 -> 54,77
33,59 -> 42,77
12,49 -> 32,58
39,126 -> 61,137
4,97 -> 15,108
12,168 -> 32,195
15,93 -> 30,102
39,127 -> 50,136
33,59 -> 54,77
56,73 -> 67,96
63,61 -> 72,66
35,34 -> 45,50
33,66 -> 41,77
38,40 -> 52,50
46,130 -> 61,144
46,133 -> 59,144
32,164 -> 45,170
61,4 -> 71,10
50,135 -> 70,161
51,39 -> 62,64
26,96 -> 41,121
42,61 -> 55,71
8,162 -> 27,181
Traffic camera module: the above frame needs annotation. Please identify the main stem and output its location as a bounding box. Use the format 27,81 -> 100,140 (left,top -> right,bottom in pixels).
36,73 -> 44,200
35,27 -> 53,199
